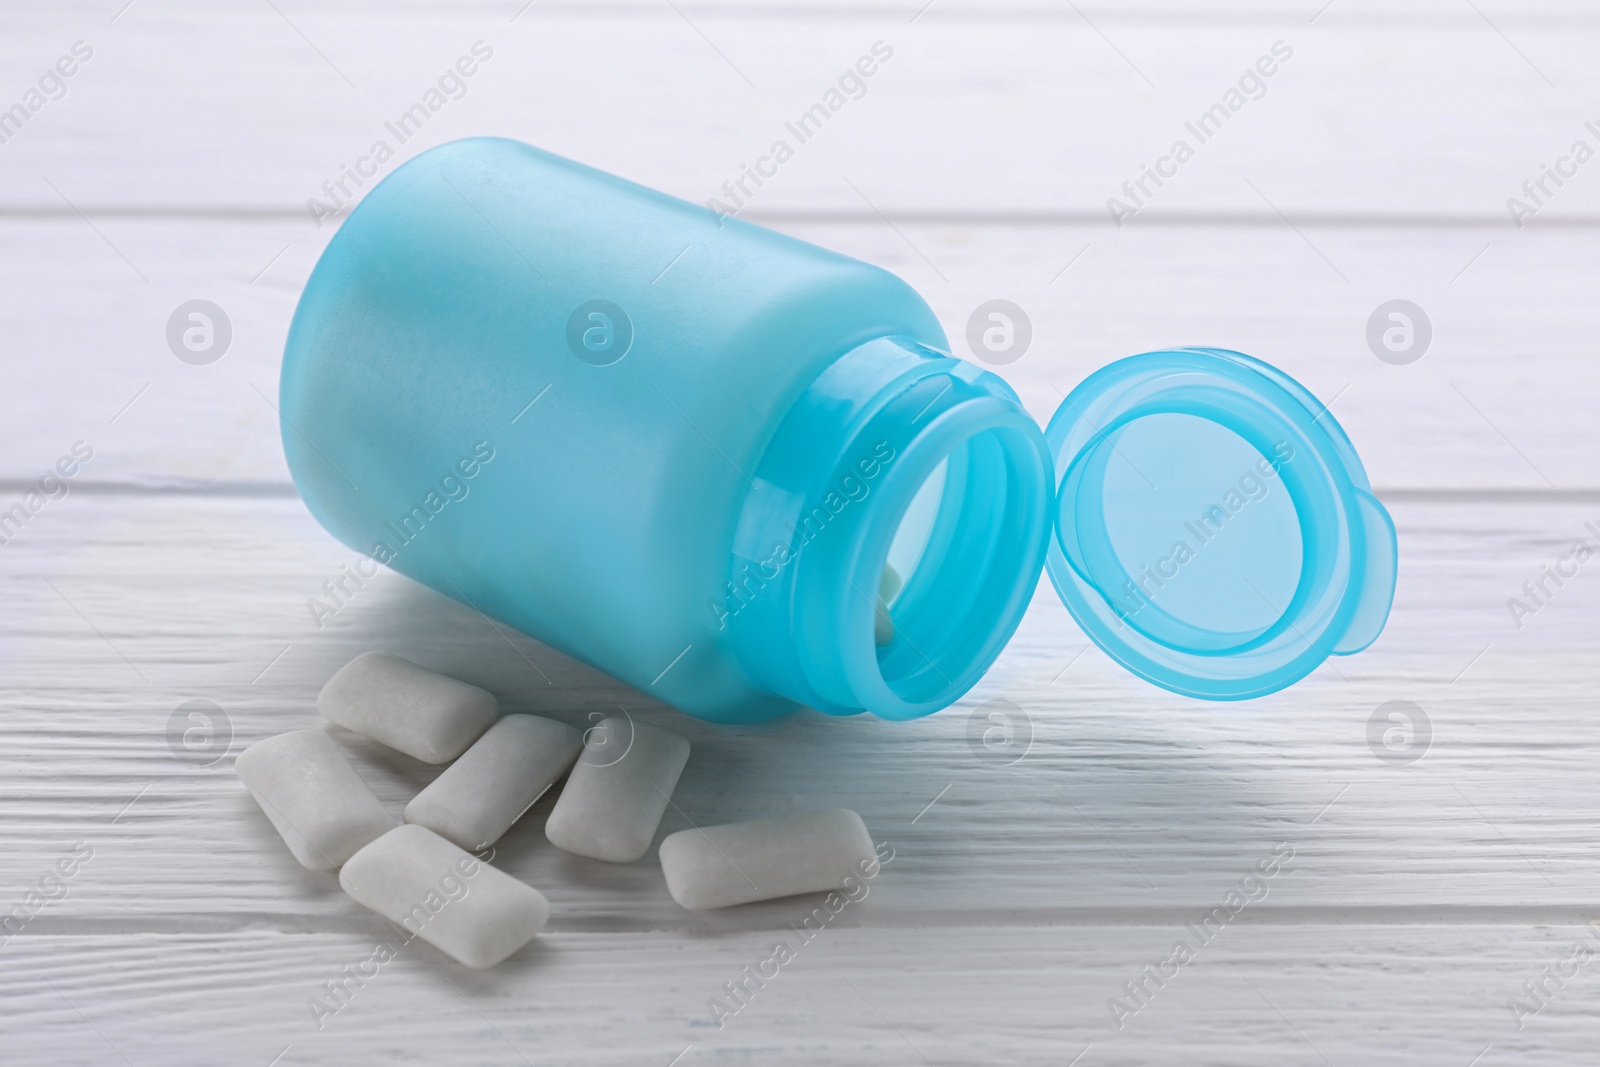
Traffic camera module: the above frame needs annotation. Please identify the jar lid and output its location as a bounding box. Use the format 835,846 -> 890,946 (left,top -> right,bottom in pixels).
1042,348 -> 1396,700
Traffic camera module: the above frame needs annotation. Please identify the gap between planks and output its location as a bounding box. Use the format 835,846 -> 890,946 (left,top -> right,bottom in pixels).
10,905 -> 1600,939
5,207 -> 1600,228
5,482 -> 1596,502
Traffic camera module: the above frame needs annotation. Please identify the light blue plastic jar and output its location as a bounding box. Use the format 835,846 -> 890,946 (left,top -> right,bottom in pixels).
281,137 -> 1396,725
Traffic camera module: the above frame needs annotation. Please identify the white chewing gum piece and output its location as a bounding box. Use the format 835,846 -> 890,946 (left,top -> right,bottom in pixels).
341,825 -> 549,969
659,808 -> 878,910
406,714 -> 584,850
544,717 -> 689,863
318,651 -> 497,763
235,729 -> 396,870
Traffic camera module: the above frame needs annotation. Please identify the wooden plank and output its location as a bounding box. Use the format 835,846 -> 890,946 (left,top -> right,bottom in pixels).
0,219 -> 1594,487
1,493 -> 1596,928
4,924 -> 1598,1065
0,7 -> 1596,218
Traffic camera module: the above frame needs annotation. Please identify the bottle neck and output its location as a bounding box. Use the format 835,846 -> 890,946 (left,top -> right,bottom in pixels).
723,336 -> 1051,720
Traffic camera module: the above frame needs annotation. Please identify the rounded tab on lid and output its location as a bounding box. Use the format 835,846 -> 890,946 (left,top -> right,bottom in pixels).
1043,348 -> 1396,700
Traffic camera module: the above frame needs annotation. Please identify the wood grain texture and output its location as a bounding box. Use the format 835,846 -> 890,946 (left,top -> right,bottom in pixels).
2,1 -> 1598,1063
1,219 -> 1597,490
2,493 -> 1599,1067
0,2 -> 1597,217
6,925 -> 1600,1066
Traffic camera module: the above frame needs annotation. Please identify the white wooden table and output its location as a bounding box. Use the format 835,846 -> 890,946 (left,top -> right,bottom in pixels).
3,2 -> 1598,1063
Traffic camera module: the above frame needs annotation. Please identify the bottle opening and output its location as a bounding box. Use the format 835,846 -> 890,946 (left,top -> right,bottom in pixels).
874,456 -> 944,644
868,422 -> 1045,714
727,337 -> 1051,720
